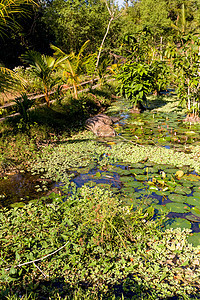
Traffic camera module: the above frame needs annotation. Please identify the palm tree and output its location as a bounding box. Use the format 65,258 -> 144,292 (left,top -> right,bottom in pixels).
21,50 -> 68,106
0,0 -> 37,37
0,0 -> 37,93
50,40 -> 90,99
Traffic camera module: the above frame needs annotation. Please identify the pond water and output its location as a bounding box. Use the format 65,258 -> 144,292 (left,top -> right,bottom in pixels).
2,94 -> 200,243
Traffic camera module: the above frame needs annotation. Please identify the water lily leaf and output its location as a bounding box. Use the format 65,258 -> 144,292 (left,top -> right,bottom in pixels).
117,169 -> 132,176
124,181 -> 144,189
173,186 -> 191,195
149,186 -> 158,191
147,167 -> 159,173
186,214 -> 200,223
165,218 -> 191,229
185,197 -> 200,208
130,168 -> 144,175
181,181 -> 194,188
120,176 -> 133,183
154,190 -> 170,196
130,163 -> 144,169
183,174 -> 200,182
135,175 -> 147,181
193,191 -> 200,199
167,181 -> 177,187
153,204 -> 169,213
175,170 -> 184,179
191,206 -> 200,217
167,168 -> 179,174
165,202 -> 190,213
168,194 -> 188,203
188,232 -> 200,247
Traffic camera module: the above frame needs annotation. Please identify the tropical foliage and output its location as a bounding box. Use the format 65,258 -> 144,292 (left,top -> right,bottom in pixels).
51,40 -> 90,99
20,50 -> 68,106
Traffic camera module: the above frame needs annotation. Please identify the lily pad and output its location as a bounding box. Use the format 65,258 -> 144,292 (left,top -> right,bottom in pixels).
191,206 -> 200,217
125,181 -> 145,189
165,202 -> 190,213
130,168 -> 144,175
168,194 -> 188,203
120,176 -> 133,183
193,191 -> 200,199
181,181 -> 194,188
165,218 -> 191,229
153,204 -> 169,213
185,214 -> 200,223
188,232 -> 200,247
149,185 -> 158,191
134,174 -> 147,181
185,197 -> 200,208
130,163 -> 144,169
166,168 -> 179,174
117,169 -> 132,176
173,186 -> 191,195
154,190 -> 170,196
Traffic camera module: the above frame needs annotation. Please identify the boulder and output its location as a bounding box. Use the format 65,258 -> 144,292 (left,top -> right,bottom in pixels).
85,114 -> 117,137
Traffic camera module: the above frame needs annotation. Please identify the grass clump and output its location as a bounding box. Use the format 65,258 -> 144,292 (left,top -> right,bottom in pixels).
0,184 -> 200,299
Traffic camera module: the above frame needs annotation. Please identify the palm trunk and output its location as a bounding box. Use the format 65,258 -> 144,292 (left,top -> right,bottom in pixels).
44,85 -> 50,107
73,81 -> 78,99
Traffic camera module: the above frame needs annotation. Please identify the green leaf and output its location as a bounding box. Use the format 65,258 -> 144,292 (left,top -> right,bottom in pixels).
165,202 -> 190,213
165,218 -> 191,229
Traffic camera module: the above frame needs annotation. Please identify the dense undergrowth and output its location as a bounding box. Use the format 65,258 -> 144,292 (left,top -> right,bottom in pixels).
1,85 -> 200,299
1,185 -> 200,300
0,83 -> 115,174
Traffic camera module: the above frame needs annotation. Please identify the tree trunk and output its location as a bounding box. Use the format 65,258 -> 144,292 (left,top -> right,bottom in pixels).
95,16 -> 114,71
44,85 -> 50,107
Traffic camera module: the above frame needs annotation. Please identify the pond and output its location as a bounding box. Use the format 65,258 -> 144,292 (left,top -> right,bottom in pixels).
2,94 -> 200,245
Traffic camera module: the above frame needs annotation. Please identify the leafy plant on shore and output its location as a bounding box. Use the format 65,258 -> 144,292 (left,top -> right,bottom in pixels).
14,93 -> 34,123
0,185 -> 200,299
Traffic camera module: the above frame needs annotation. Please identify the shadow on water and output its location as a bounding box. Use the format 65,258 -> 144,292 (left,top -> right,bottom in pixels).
0,172 -> 55,207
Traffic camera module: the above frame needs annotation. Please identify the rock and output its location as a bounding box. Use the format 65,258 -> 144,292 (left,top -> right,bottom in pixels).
86,114 -> 116,137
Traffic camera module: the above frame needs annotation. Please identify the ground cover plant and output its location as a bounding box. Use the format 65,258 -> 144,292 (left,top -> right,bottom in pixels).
1,184 -> 200,300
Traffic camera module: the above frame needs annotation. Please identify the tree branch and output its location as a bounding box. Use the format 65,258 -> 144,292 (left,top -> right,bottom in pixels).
5,241 -> 69,271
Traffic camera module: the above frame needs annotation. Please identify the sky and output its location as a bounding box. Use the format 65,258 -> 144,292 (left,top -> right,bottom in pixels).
116,0 -> 126,8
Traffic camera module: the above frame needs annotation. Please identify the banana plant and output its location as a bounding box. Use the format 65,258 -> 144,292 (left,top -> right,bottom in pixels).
21,50 -> 68,106
51,40 -> 90,99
